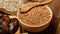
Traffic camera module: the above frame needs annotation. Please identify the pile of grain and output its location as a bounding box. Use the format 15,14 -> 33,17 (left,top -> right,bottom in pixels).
19,6 -> 51,25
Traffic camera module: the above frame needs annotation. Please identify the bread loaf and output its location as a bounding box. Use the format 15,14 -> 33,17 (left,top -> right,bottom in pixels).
0,0 -> 24,15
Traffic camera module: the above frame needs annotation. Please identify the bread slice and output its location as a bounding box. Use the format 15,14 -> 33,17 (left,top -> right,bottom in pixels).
0,8 -> 16,15
0,0 -> 24,16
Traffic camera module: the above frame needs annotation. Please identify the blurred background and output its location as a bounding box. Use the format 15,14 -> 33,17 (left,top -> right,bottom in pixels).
48,0 -> 60,34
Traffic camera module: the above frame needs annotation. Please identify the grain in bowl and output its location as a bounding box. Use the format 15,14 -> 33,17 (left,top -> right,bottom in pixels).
17,2 -> 53,32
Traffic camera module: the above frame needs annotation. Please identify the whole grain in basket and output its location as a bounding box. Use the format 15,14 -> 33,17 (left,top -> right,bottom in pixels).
19,2 -> 51,25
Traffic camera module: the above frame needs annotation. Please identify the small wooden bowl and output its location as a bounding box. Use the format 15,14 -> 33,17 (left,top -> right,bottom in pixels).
17,5 -> 53,32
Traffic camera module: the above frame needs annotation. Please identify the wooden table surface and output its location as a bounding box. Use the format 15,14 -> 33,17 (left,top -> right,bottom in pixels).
48,0 -> 60,34
21,0 -> 60,34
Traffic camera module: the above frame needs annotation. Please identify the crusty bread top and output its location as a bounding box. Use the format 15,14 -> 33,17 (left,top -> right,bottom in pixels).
0,0 -> 24,15
0,0 -> 24,12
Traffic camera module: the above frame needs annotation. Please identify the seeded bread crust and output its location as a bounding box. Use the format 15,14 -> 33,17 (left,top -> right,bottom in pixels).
0,0 -> 24,16
0,8 -> 16,15
0,8 -> 17,16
